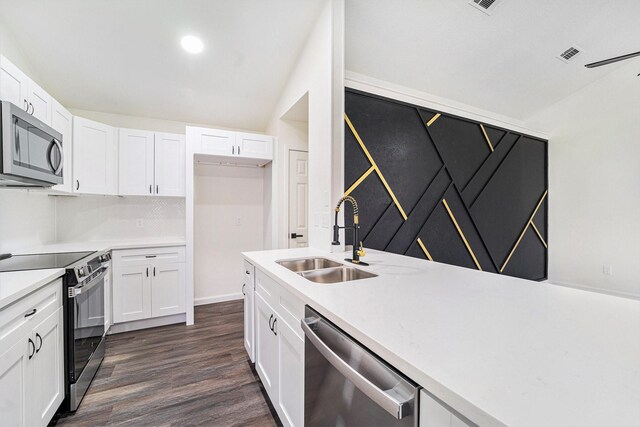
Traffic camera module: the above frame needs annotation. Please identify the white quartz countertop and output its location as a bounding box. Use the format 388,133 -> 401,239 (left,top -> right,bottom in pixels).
0,268 -> 65,310
242,248 -> 640,427
16,238 -> 186,254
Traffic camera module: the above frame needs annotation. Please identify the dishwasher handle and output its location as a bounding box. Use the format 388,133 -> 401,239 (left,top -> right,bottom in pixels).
301,317 -> 414,420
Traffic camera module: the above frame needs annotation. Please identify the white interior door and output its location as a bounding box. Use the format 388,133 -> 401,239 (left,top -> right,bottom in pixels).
288,150 -> 308,248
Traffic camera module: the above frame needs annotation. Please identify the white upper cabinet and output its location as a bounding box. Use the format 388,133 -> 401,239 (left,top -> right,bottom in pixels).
0,55 -> 52,126
188,126 -> 273,163
236,132 -> 273,160
73,116 -> 118,195
154,132 -> 185,197
194,127 -> 236,156
51,100 -> 73,193
0,55 -> 28,110
118,128 -> 155,196
117,130 -> 185,197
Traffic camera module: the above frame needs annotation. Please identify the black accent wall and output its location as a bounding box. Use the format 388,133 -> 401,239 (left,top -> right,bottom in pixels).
344,89 -> 548,281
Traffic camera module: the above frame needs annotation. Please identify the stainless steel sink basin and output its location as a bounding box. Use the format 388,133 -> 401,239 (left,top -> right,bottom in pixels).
276,257 -> 343,273
298,266 -> 377,284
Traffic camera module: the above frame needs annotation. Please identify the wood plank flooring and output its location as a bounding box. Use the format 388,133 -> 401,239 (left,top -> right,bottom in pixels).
56,301 -> 279,427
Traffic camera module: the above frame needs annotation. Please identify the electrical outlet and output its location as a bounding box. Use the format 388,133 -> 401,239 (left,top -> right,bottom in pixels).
136,219 -> 144,228
602,264 -> 613,276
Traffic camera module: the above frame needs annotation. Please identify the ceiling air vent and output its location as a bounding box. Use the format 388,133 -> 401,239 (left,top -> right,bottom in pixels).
557,46 -> 584,63
469,0 -> 505,15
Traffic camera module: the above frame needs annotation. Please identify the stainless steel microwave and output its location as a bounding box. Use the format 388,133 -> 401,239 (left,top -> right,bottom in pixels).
0,100 -> 63,187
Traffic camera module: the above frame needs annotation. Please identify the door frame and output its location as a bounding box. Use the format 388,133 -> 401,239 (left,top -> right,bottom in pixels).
287,149 -> 309,248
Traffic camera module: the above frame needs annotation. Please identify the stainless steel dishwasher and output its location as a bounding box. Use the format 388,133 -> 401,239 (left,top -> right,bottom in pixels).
302,306 -> 419,426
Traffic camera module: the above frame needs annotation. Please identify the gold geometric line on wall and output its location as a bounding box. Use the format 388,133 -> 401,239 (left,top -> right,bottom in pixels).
480,124 -> 495,152
344,165 -> 375,198
417,238 -> 434,261
500,190 -> 548,272
442,199 -> 483,271
426,113 -> 441,127
530,221 -> 548,249
344,113 -> 409,220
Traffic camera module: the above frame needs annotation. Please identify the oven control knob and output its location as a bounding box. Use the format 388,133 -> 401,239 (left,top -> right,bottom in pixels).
77,267 -> 85,277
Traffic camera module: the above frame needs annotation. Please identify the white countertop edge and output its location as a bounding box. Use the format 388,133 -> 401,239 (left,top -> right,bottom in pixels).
16,239 -> 186,255
0,268 -> 66,310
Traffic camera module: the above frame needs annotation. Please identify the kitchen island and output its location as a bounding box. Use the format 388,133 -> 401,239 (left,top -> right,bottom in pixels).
243,247 -> 640,426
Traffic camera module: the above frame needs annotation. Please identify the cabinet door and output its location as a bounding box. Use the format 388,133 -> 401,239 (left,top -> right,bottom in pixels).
118,128 -> 155,196
154,132 -> 185,197
236,132 -> 273,160
255,292 -> 278,403
194,127 -> 236,156
51,100 -> 73,193
31,308 -> 64,427
420,390 -> 468,427
243,281 -> 255,362
0,336 -> 29,427
0,55 -> 28,111
277,318 -> 304,427
73,116 -> 117,195
26,79 -> 52,126
112,264 -> 151,323
150,262 -> 185,318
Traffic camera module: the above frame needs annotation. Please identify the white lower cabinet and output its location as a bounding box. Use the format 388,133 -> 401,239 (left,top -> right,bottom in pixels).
112,246 -> 186,324
243,260 -> 255,362
251,266 -> 304,427
420,390 -> 469,427
0,279 -> 64,427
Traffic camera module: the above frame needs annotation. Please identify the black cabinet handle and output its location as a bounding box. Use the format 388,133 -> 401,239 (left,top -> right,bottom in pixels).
146,267 -> 149,277
272,318 -> 277,336
24,308 -> 37,318
232,146 -> 235,155
28,338 -> 35,359
23,99 -> 28,111
156,185 -> 159,194
29,102 -> 34,115
153,267 -> 156,276
245,270 -> 250,275
76,180 -> 80,191
238,145 -> 240,155
242,284 -> 246,295
145,255 -> 157,258
268,314 -> 273,331
35,333 -> 42,353
149,184 -> 152,194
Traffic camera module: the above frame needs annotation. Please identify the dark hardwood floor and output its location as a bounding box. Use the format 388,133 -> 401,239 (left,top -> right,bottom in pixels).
57,301 -> 279,427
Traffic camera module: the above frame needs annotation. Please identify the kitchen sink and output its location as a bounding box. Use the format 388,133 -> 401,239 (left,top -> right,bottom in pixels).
298,266 -> 377,284
276,257 -> 343,272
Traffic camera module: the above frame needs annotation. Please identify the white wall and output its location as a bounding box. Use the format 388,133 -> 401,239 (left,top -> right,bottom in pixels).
526,61 -> 640,299
0,19 -> 57,252
266,0 -> 344,251
193,164 -> 264,305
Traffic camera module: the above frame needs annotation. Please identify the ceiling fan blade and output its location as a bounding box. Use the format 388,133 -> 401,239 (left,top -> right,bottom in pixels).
585,51 -> 640,68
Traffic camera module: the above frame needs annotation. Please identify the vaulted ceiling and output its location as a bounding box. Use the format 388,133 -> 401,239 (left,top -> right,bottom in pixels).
0,0 -> 324,131
345,0 -> 640,120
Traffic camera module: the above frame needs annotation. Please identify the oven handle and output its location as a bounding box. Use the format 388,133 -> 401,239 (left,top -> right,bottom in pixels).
70,266 -> 108,297
301,316 -> 414,420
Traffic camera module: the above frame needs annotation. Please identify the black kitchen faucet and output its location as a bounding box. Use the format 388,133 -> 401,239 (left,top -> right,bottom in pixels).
332,195 -> 368,265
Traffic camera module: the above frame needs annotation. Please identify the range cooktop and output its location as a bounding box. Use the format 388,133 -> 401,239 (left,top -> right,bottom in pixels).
0,251 -> 95,273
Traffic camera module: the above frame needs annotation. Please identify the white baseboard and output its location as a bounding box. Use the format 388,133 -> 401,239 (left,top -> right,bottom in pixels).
549,280 -> 639,300
194,292 -> 243,306
109,313 -> 186,334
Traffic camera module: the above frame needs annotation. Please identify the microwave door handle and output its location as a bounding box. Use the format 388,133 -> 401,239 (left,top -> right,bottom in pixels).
52,138 -> 63,175
14,117 -> 20,157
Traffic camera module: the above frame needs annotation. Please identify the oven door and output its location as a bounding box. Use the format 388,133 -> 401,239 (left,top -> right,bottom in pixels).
69,267 -> 106,382
1,100 -> 63,186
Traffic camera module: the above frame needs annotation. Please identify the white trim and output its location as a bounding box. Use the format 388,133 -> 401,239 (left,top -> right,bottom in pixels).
549,280 -> 639,300
345,71 -> 549,140
109,313 -> 186,334
194,293 -> 243,306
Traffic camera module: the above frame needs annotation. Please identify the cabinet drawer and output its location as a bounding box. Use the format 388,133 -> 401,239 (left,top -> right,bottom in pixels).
0,279 -> 62,352
255,269 -> 279,306
243,260 -> 255,289
277,285 -> 305,340
113,246 -> 185,267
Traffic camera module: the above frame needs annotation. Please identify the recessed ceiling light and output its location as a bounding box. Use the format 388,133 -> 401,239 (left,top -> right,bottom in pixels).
181,35 -> 204,54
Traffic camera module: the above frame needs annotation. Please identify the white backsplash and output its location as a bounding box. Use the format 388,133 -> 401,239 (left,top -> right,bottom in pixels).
56,195 -> 185,242
0,190 -> 57,253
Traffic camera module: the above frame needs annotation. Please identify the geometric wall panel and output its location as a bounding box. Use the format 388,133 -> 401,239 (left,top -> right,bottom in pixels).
344,88 -> 548,281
